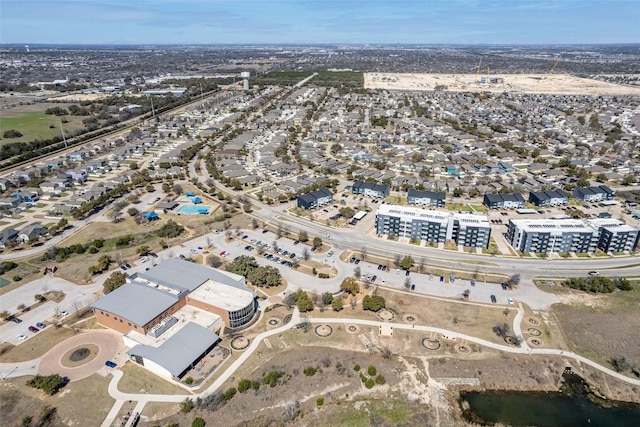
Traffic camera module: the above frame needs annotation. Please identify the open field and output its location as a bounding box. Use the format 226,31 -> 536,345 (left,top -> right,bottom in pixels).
118,363 -> 190,395
551,285 -> 640,375
364,73 -> 640,95
1,374 -> 113,427
0,105 -> 86,145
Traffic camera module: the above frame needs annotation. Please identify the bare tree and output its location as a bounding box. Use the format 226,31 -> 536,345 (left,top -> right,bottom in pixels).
72,300 -> 82,319
350,299 -> 357,310
361,247 -> 368,262
302,247 -> 310,261
404,277 -> 412,290
251,219 -> 259,229
419,257 -> 426,273
276,223 -> 283,239
282,401 -> 300,423
300,317 -> 310,333
380,346 -> 392,359
272,240 -> 279,251
393,254 -> 401,267
354,266 -> 361,278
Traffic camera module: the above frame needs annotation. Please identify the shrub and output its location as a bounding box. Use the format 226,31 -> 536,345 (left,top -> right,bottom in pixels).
362,295 -> 385,312
316,397 -> 324,406
331,298 -> 343,311
192,417 -> 206,427
263,370 -> 285,387
251,380 -> 260,391
367,366 -> 377,376
13,275 -> 22,282
354,364 -> 361,371
223,387 -> 237,401
365,378 -> 375,389
303,366 -> 318,376
88,246 -> 99,254
180,398 -> 194,413
318,273 -> 329,278
238,379 -> 252,393
185,377 -> 193,385
375,374 -> 386,385
25,374 -> 67,395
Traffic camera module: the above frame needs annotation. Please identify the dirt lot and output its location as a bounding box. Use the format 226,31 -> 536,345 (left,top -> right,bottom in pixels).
551,287 -> 640,373
364,73 -> 640,95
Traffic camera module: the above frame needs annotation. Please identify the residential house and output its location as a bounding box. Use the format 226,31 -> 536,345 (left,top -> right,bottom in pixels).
0,228 -> 19,248
18,222 -> 48,243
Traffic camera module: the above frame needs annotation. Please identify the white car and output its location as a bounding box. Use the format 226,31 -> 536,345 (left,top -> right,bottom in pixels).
16,334 -> 27,341
507,298 -> 514,305
588,271 -> 600,276
327,251 -> 334,257
59,310 -> 69,318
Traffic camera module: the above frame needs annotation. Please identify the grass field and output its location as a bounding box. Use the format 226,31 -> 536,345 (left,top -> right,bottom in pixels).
0,326 -> 76,363
0,107 -> 86,145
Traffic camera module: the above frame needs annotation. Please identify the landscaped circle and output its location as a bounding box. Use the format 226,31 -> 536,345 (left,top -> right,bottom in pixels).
421,338 -> 441,351
527,337 -> 544,347
377,309 -> 395,321
404,314 -> 417,322
455,344 -> 471,354
230,336 -> 250,351
527,327 -> 542,336
283,314 -> 292,325
314,324 -> 333,337
60,344 -> 99,368
70,348 -> 90,361
346,324 -> 360,334
527,317 -> 540,326
267,317 -> 280,327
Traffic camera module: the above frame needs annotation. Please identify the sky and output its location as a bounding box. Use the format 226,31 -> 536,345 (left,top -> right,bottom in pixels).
1,0 -> 639,45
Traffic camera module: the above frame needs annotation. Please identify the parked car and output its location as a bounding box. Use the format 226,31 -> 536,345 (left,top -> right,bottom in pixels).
16,334 -> 27,341
105,360 -> 117,369
149,252 -> 158,258
120,264 -> 129,271
59,310 -> 69,318
36,322 -> 47,329
588,271 -> 600,276
490,295 -> 497,303
507,298 -> 514,305
371,275 -> 377,282
28,326 -> 39,333
327,251 -> 334,257
293,240 -> 300,245
10,317 -> 22,324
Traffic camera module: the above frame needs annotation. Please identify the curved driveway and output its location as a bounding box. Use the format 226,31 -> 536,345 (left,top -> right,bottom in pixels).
38,330 -> 121,381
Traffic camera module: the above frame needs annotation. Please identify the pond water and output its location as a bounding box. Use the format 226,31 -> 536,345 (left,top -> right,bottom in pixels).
461,390 -> 640,427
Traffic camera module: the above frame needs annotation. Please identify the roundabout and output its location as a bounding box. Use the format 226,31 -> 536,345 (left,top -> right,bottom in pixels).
38,330 -> 121,382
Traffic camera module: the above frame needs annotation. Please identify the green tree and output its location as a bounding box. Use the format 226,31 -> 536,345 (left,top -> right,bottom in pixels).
322,292 -> 334,305
226,255 -> 259,277
298,230 -> 309,242
247,265 -> 282,288
312,237 -> 323,248
400,255 -> 414,270
103,271 -> 127,294
137,245 -> 150,255
340,277 -> 360,295
331,298 -> 343,312
296,291 -> 314,312
25,374 -> 67,395
362,295 -> 385,312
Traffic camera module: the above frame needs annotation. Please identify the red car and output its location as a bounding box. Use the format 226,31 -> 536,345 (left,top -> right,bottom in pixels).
28,326 -> 40,333
371,275 -> 377,282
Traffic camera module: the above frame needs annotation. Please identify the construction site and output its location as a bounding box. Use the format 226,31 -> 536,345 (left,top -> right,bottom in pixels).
365,58 -> 640,95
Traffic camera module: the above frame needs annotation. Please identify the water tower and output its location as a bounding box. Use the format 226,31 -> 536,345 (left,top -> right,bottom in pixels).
241,71 -> 251,90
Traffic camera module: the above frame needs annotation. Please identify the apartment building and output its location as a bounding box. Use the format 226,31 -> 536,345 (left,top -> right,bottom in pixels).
375,204 -> 491,248
506,218 -> 639,254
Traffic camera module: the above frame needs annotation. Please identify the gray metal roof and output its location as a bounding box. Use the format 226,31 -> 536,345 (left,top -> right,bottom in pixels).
127,322 -> 219,377
91,282 -> 179,326
134,258 -> 250,295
